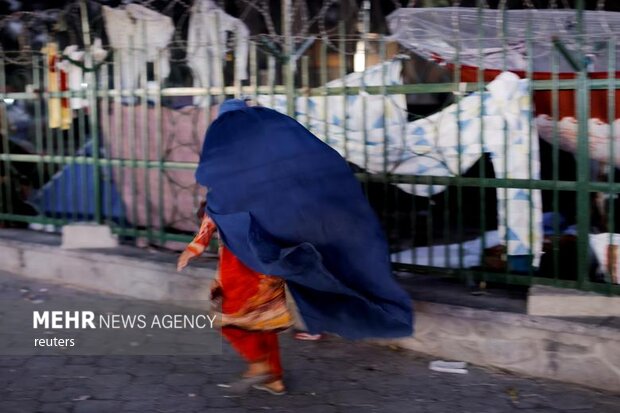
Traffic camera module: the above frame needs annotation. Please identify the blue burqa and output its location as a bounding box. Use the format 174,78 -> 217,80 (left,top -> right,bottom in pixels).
196,100 -> 413,339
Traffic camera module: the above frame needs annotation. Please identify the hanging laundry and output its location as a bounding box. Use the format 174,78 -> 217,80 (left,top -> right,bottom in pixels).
187,0 -> 250,105
42,42 -> 71,130
257,60 -> 409,140
102,4 -> 174,92
258,64 -> 542,265
57,38 -> 108,110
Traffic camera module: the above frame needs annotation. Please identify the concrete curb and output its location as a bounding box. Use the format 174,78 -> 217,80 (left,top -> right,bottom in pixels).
528,285 -> 620,317
375,301 -> 620,393
0,229 -> 217,302
1,229 -> 619,392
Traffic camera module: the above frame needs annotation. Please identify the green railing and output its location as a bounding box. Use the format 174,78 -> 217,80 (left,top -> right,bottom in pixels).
1,1 -> 619,295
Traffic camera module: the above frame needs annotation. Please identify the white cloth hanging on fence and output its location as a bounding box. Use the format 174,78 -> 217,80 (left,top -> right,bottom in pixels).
391,231 -> 501,268
187,0 -> 250,105
257,60 -> 409,136
57,39 -> 107,109
102,4 -> 174,91
257,64 -> 542,263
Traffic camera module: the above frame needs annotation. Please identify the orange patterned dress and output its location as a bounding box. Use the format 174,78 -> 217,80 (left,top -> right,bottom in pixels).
183,214 -> 293,332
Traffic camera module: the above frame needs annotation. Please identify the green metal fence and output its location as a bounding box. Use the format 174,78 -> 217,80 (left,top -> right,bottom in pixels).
0,0 -> 619,295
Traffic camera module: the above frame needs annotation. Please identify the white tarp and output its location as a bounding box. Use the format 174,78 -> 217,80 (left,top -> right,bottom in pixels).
387,7 -> 620,73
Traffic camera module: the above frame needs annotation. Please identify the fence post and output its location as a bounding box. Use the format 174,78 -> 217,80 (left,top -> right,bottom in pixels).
575,0 -> 590,290
80,0 -> 101,224
282,0 -> 295,116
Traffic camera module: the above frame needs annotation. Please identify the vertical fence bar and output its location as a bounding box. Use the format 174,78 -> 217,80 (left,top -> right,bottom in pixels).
140,21 -> 151,243
33,53 -> 46,228
55,55 -> 67,226
551,41 -> 561,279
77,47 -> 87,221
408,182 -> 418,267
200,41 -> 213,230
379,36 -> 390,250
283,0 -> 295,116
339,22 -> 348,160
426,187 -> 434,266
155,49 -> 165,245
203,36 -> 213,123
501,1 -> 510,278
101,54 -> 112,226
68,84 -> 78,223
302,55 -> 309,129
268,56 -> 275,108
250,42 -> 258,102
454,11 -> 466,282
0,50 -> 13,220
607,38 -> 616,288
80,0 -> 101,224
43,43 -> 56,226
320,37 -> 329,145
407,38 -> 416,268
575,0 -> 590,290
0,55 -> 6,223
129,36 -> 139,240
476,1 -> 486,286
234,29 -> 242,99
442,180 -> 450,267
526,10 -> 535,278
438,8 -> 452,266
361,1 -> 370,209
379,41 -> 386,173
214,11 -> 224,103
113,48 -> 126,237
77,93 -> 88,222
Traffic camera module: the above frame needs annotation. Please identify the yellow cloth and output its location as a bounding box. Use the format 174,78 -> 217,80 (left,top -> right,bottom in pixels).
43,43 -> 72,130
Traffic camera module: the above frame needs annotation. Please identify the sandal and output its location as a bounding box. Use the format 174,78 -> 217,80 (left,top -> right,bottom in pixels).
252,383 -> 287,396
217,373 -> 271,394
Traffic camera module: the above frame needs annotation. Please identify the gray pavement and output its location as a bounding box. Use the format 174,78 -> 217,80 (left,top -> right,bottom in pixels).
1,271 -> 619,413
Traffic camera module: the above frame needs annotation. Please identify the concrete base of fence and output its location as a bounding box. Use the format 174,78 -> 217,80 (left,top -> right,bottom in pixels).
61,223 -> 119,250
528,285 -> 620,317
378,301 -> 620,393
0,229 -> 618,392
0,229 -> 217,302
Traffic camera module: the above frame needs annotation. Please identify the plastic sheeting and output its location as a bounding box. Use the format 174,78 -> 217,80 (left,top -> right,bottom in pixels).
387,7 -> 620,73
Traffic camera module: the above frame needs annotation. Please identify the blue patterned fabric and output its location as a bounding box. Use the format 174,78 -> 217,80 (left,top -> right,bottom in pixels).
258,65 -> 543,265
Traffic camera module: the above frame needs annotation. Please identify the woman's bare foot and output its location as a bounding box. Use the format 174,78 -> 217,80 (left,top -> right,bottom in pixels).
243,361 -> 270,378
253,379 -> 287,395
263,380 -> 285,393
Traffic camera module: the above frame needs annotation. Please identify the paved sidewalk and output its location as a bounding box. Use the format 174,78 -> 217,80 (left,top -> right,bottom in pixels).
0,271 -> 618,413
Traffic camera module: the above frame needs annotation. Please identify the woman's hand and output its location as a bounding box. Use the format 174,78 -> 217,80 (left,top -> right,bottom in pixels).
177,250 -> 194,272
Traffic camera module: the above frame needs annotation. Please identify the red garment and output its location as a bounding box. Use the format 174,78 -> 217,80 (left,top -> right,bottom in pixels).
182,214 -> 288,379
219,246 -> 260,314
217,246 -> 285,380
221,327 -> 283,380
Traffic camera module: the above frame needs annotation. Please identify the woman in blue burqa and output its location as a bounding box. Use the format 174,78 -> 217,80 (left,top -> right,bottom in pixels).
179,99 -> 413,395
